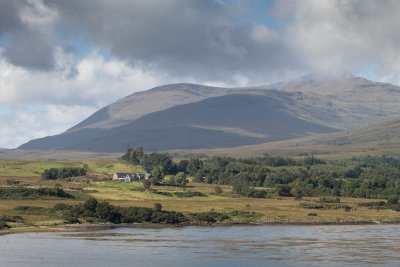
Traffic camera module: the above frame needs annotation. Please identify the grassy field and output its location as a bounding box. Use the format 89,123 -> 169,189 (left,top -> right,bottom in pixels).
0,159 -> 143,179
1,159 -> 400,232
1,178 -> 400,229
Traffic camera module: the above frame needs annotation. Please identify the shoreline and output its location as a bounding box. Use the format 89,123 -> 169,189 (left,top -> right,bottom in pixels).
2,220 -> 400,236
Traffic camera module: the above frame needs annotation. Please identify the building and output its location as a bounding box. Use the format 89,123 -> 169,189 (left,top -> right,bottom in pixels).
112,172 -> 152,182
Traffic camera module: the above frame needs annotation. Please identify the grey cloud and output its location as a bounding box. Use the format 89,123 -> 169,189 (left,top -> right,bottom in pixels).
0,1 -> 21,34
0,0 -> 56,70
4,28 -> 54,70
52,0 -> 304,83
271,0 -> 400,77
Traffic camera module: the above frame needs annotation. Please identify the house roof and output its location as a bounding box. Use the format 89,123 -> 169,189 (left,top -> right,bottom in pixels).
114,172 -> 148,179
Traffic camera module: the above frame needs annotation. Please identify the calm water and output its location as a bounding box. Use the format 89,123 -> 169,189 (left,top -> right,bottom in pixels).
1,224 -> 400,266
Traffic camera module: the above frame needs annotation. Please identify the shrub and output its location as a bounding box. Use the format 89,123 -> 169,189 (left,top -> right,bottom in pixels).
358,201 -> 386,207
0,215 -> 23,223
190,212 -> 230,224
300,203 -> 325,209
387,196 -> 399,205
6,179 -> 20,185
54,199 -> 188,225
308,212 -> 318,217
52,203 -> 70,212
64,217 -> 80,224
214,186 -> 223,194
275,185 -> 292,197
0,187 -> 74,200
151,191 -> 173,196
153,203 -> 162,212
0,219 -> 10,230
319,197 -> 341,203
42,167 -> 87,180
14,206 -> 46,213
174,191 -> 206,197
248,189 -> 268,198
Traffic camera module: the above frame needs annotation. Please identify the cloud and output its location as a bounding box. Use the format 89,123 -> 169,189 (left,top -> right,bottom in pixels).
0,0 -> 58,70
0,50 -> 166,148
2,0 -> 400,148
0,104 -> 96,148
272,0 -> 400,79
49,0 -> 304,83
0,50 -> 163,107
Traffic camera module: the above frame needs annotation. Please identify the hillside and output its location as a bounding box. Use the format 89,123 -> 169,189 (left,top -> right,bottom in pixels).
20,94 -> 336,152
18,74 -> 400,153
177,118 -> 400,159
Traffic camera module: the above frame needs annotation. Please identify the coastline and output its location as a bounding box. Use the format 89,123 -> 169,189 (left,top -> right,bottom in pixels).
2,219 -> 400,236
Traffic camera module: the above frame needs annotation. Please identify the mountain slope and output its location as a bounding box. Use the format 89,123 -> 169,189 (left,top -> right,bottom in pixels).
19,74 -> 400,153
21,94 -> 336,152
310,118 -> 400,146
268,74 -> 400,128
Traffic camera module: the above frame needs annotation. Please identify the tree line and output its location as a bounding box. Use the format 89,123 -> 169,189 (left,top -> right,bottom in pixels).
41,167 -> 87,180
122,147 -> 400,200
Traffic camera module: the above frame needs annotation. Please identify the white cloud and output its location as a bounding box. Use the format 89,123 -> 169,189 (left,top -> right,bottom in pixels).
0,49 -> 164,107
273,0 -> 400,78
0,49 -> 169,148
0,104 -> 96,148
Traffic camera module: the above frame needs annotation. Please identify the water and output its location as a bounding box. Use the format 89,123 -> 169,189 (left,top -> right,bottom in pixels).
1,224 -> 400,266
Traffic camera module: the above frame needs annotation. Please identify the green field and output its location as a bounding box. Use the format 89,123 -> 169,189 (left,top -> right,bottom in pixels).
0,160 -> 143,178
1,158 -> 400,233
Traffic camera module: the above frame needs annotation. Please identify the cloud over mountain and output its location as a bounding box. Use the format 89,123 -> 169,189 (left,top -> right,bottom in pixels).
1,0 -> 400,148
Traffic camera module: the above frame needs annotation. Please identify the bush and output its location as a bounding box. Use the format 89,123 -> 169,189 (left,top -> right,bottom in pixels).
308,212 -> 318,216
275,185 -> 292,197
358,201 -> 386,207
0,219 -> 10,230
0,187 -> 74,200
389,205 -> 400,212
42,167 -> 87,180
214,186 -> 223,194
190,212 -> 230,224
174,191 -> 206,197
14,206 -> 46,213
0,215 -> 23,223
54,199 -> 188,225
52,203 -> 70,211
153,203 -> 162,212
64,217 -> 80,224
151,191 -> 173,197
387,196 -> 399,205
300,203 -> 325,209
248,189 -> 268,198
319,197 -> 341,203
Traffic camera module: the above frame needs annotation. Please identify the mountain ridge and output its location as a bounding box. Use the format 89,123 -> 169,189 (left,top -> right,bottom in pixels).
19,74 -> 400,153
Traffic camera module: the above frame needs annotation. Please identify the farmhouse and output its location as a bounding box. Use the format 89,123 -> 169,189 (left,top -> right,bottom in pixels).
112,172 -> 152,182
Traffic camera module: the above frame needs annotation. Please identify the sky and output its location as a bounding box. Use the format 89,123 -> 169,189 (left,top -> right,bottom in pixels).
1,0 -> 400,149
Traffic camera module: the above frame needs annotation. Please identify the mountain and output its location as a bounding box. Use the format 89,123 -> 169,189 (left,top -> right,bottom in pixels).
310,118 -> 400,146
19,74 -> 400,153
167,117 -> 400,159
20,93 -> 336,152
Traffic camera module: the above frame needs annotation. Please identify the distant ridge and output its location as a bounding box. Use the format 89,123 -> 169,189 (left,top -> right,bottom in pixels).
19,74 -> 400,152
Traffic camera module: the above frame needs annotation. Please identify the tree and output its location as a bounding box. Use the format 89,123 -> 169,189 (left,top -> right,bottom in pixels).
151,165 -> 165,180
174,172 -> 187,187
141,152 -> 174,173
121,146 -> 144,165
187,159 -> 204,175
177,160 -> 189,173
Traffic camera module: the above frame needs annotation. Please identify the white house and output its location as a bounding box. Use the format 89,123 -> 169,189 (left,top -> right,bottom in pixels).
112,172 -> 152,182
